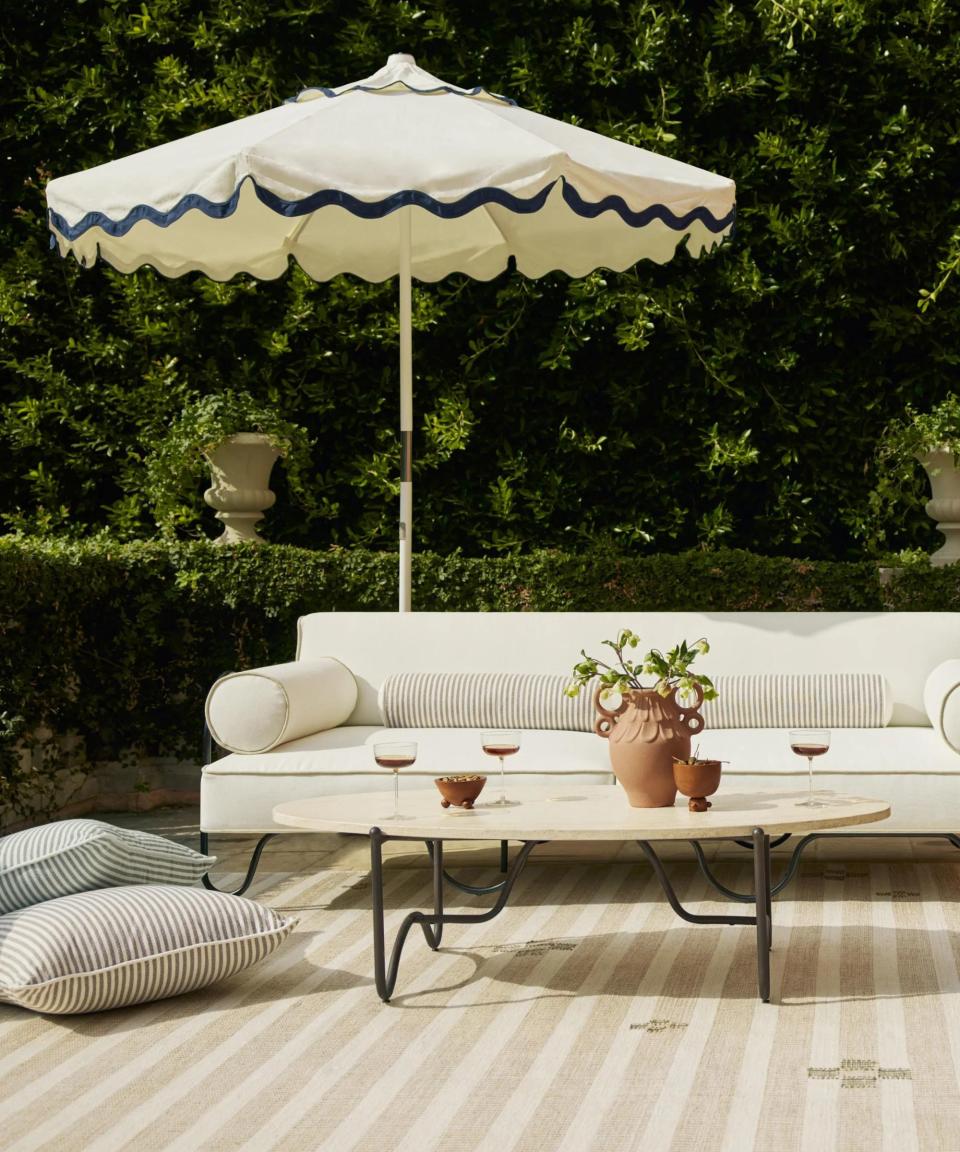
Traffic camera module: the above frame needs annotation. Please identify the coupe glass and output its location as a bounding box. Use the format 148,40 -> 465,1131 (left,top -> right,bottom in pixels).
789,729 -> 830,808
480,730 -> 521,807
373,741 -> 417,820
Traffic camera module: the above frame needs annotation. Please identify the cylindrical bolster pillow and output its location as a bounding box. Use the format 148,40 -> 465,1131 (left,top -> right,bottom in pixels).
924,659 -> 960,754
205,659 -> 357,754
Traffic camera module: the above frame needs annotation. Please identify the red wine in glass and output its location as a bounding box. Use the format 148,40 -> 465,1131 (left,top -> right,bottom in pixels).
373,741 -> 417,819
788,729 -> 830,808
481,730 -> 521,806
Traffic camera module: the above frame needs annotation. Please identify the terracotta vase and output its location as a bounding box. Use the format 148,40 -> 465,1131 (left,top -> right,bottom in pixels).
594,684 -> 705,807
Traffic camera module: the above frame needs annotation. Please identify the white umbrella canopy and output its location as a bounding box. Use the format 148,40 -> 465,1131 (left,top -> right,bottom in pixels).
47,53 -> 735,608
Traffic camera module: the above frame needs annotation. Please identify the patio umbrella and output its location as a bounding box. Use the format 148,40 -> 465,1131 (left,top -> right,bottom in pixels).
46,53 -> 736,611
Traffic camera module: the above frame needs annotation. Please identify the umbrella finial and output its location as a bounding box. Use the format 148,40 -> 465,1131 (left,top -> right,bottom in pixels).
388,53 -> 417,66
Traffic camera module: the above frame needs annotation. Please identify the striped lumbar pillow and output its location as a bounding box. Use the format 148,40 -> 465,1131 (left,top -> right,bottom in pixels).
701,673 -> 890,729
0,885 -> 297,1014
380,671 -> 596,731
0,820 -> 216,915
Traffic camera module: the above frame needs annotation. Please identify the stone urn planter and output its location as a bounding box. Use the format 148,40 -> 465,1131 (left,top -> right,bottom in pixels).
918,448 -> 960,565
594,684 -> 705,807
203,432 -> 279,545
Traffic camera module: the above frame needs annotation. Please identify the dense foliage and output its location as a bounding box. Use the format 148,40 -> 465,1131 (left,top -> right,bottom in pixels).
1,536 -> 954,817
2,1 -> 959,557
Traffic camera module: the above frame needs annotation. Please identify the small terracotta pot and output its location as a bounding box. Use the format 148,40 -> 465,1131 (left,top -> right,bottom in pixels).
673,759 -> 722,812
435,775 -> 486,809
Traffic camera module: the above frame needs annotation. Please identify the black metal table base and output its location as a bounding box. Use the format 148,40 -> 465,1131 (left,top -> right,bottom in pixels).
369,827 -> 774,1004
690,830 -> 960,904
370,830 -> 544,1001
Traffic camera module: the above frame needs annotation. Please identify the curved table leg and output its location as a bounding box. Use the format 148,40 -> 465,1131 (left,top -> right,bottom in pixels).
690,834 -> 820,903
424,841 -> 509,896
638,832 -> 772,1003
371,830 -> 543,1002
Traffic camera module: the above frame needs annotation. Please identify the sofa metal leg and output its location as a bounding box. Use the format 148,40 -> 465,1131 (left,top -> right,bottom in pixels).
500,839 -> 509,873
200,832 -> 276,896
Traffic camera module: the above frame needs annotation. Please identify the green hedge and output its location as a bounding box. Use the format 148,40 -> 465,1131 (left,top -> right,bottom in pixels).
1,537 -> 956,817
2,2 -> 960,558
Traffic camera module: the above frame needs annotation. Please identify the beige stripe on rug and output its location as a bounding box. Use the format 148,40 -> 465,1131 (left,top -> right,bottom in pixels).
3,861 -> 960,1152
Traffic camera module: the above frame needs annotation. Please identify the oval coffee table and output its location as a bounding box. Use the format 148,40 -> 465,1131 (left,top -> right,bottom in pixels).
273,785 -> 889,1004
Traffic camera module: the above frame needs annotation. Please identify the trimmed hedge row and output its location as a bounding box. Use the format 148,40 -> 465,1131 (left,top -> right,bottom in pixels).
1,537 -> 956,817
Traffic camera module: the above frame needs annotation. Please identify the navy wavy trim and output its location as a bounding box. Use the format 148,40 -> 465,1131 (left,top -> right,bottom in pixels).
285,82 -> 516,106
48,175 -> 735,244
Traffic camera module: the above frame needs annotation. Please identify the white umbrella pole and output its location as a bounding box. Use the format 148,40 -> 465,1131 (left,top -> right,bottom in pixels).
398,208 -> 413,613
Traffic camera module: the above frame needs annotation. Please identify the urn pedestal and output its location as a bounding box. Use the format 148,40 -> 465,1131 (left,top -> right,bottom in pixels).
919,449 -> 960,566
204,432 -> 279,545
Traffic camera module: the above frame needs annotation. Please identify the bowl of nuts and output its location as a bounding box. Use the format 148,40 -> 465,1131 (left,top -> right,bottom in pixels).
434,774 -> 487,809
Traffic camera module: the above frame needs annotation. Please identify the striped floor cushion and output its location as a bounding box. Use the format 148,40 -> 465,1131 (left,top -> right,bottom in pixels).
380,672 -> 596,731
0,885 -> 296,1014
0,820 -> 216,915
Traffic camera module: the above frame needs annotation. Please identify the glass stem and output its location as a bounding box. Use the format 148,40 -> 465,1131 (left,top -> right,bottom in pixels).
499,756 -> 506,804
807,756 -> 814,803
394,770 -> 399,819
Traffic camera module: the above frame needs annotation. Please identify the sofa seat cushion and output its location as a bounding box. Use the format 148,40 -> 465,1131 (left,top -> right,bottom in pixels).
204,724 -> 958,780
698,726 -> 960,775
205,727 -> 611,778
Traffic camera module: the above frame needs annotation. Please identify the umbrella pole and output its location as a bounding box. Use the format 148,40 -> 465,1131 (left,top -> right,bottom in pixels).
399,208 -> 413,613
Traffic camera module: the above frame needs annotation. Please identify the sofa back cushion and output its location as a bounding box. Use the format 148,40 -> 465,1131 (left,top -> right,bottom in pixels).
702,673 -> 890,729
381,672 -> 595,731
379,670 -> 889,732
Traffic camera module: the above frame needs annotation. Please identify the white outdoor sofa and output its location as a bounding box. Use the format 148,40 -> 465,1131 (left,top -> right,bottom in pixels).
201,611 -> 960,889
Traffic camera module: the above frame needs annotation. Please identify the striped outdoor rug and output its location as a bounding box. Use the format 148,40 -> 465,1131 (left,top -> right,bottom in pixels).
2,859 -> 960,1151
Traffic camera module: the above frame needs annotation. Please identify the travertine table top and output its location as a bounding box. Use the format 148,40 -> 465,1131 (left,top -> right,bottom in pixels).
273,784 -> 890,842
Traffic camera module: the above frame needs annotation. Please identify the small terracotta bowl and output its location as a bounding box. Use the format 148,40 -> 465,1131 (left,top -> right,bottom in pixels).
673,759 -> 722,812
435,774 -> 487,809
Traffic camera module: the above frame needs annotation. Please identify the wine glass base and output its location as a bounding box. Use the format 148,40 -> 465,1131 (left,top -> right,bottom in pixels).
486,798 -> 521,808
796,798 -> 828,808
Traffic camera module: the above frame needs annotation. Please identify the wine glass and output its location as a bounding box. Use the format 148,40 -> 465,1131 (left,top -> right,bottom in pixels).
789,729 -> 830,808
480,730 -> 521,807
373,741 -> 417,820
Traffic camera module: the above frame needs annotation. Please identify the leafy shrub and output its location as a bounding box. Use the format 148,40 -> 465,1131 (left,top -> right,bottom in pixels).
1,2 -> 959,556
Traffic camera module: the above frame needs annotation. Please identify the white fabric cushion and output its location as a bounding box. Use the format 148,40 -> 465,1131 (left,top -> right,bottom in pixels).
692,726 -> 959,774
924,659 -> 960,754
202,724 -> 960,780
206,658 -> 357,754
0,820 -> 215,916
0,886 -> 297,1015
204,726 -> 612,778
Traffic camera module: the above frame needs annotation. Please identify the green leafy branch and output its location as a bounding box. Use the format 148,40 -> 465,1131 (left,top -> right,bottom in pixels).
566,627 -> 718,701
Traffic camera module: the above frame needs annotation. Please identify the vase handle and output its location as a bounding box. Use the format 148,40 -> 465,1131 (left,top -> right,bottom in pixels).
671,683 -> 705,735
593,683 -> 628,738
